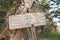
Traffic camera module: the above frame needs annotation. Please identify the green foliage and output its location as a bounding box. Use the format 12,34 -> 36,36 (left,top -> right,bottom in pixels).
39,0 -> 49,6
36,0 -> 49,12
37,32 -> 60,40
0,0 -> 13,12
0,19 -> 4,33
0,0 -> 13,7
0,0 -> 18,13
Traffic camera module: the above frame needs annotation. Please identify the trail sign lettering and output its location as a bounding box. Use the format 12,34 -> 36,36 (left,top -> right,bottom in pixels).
9,13 -> 46,29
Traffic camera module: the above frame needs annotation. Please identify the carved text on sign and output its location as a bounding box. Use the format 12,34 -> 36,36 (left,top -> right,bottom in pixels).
9,13 -> 46,29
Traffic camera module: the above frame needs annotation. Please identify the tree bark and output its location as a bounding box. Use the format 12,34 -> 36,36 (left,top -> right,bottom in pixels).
10,29 -> 23,40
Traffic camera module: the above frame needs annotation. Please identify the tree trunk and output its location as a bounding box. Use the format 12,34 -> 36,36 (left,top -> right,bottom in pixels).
10,29 -> 23,40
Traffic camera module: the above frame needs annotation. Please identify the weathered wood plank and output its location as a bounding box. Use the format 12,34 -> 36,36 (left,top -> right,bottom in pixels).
31,24 -> 36,40
9,13 -> 46,30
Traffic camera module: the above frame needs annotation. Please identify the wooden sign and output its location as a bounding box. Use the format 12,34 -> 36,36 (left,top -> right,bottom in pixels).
9,13 -> 46,29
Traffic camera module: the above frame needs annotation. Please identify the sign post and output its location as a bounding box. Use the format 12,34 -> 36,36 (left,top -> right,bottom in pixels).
31,24 -> 36,40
